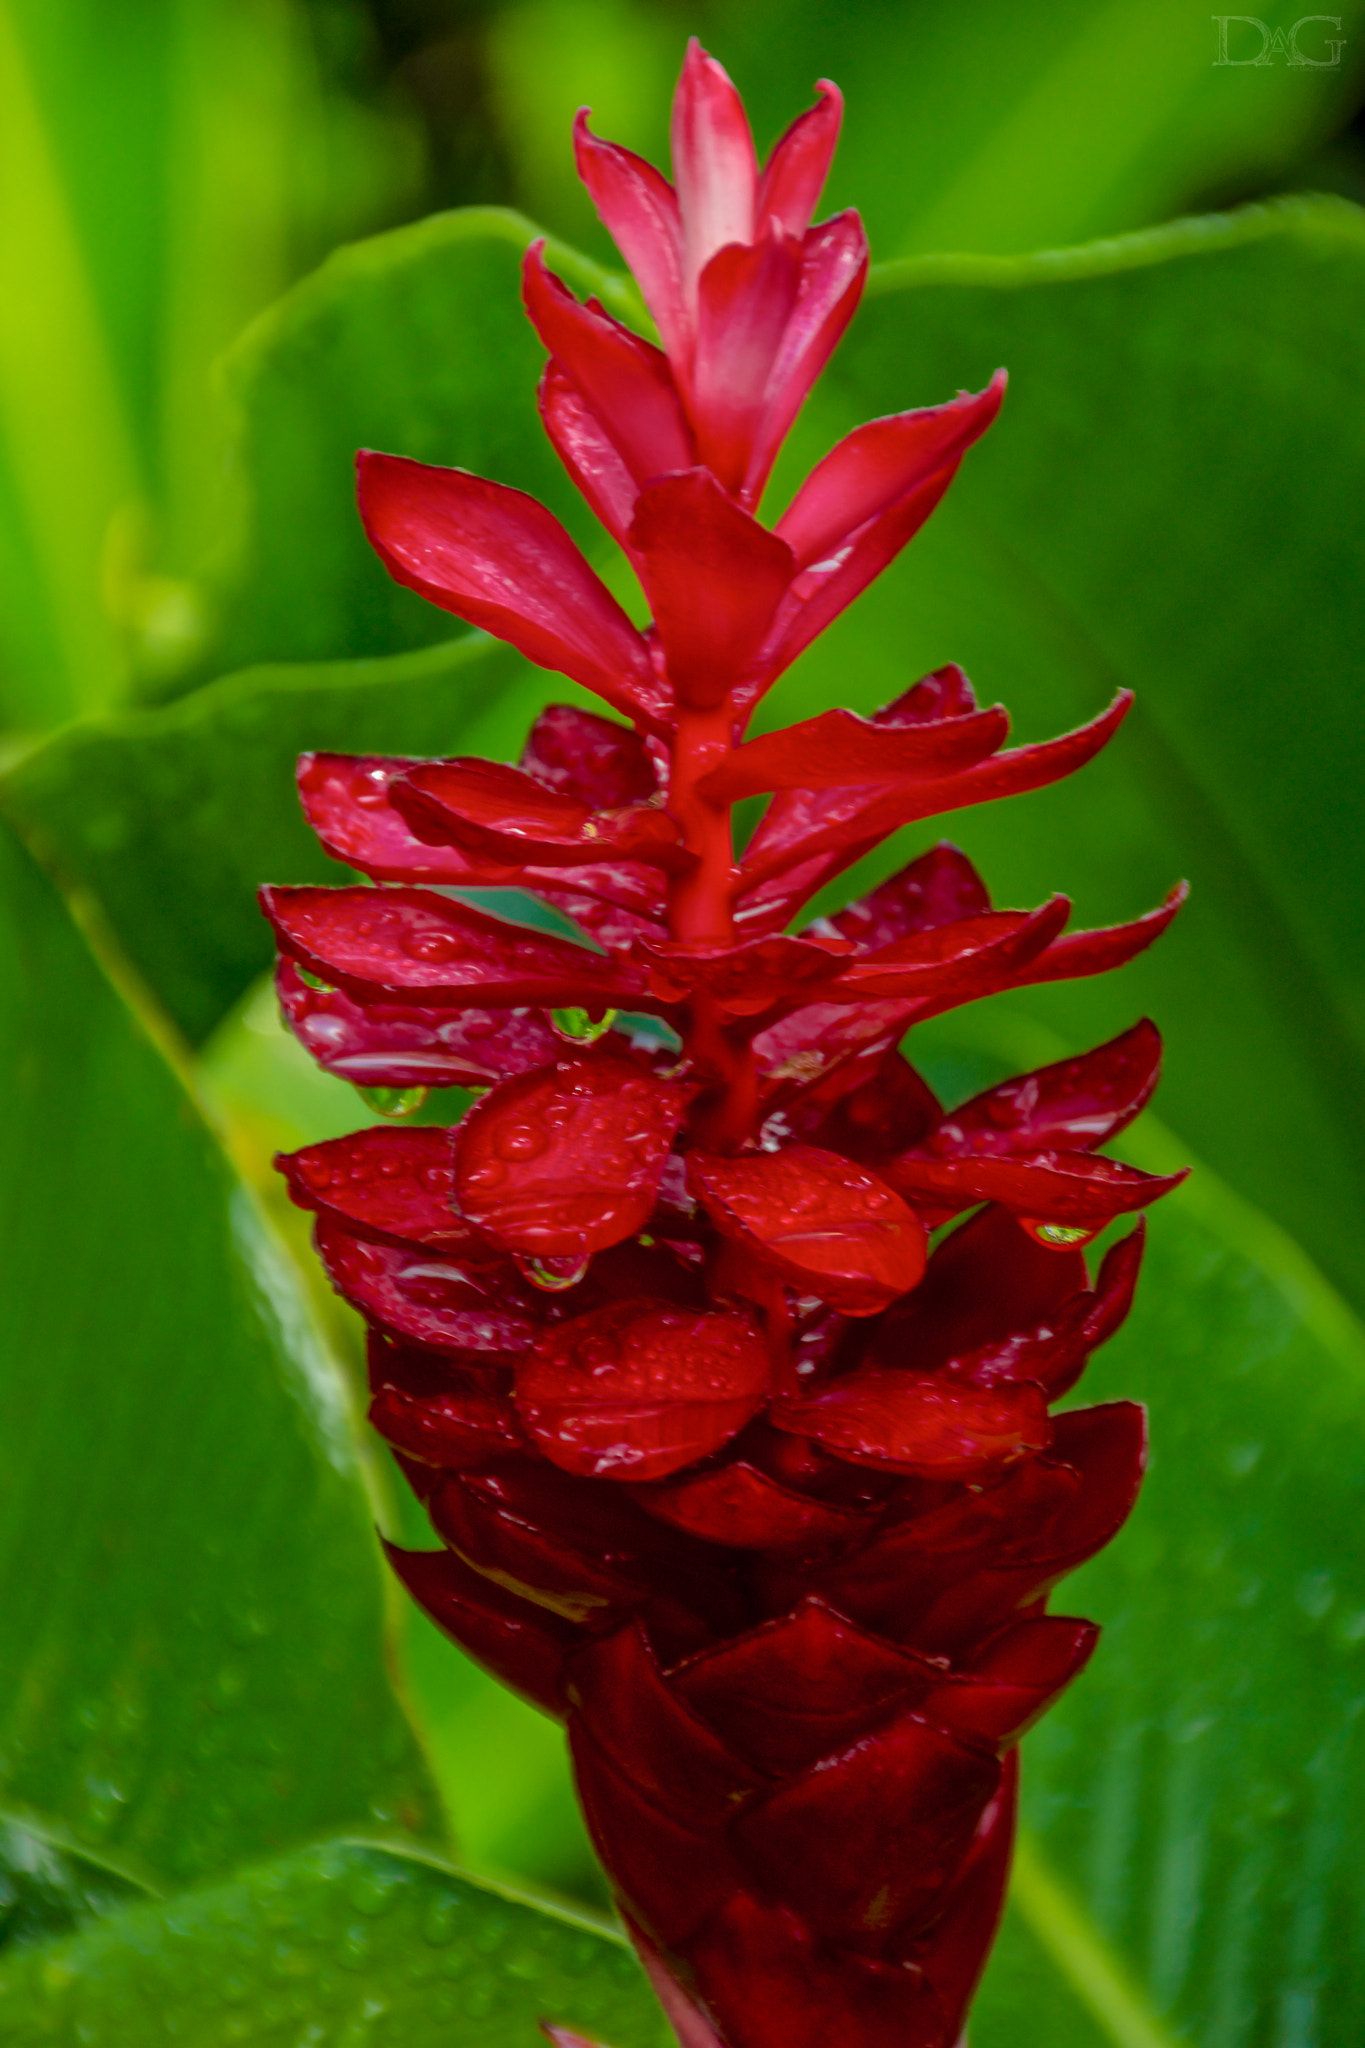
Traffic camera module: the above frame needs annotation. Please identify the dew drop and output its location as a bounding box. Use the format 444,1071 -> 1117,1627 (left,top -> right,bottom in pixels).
356,1085 -> 429,1120
494,1119 -> 548,1161
551,1006 -> 617,1043
1027,1220 -> 1094,1248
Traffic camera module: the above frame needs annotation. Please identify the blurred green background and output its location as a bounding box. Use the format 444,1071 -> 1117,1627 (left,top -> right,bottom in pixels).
3,4 -> 1365,2044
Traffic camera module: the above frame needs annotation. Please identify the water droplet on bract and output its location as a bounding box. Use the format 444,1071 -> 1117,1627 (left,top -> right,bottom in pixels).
494,1119 -> 547,1160
1026,1219 -> 1094,1248
551,1006 -> 617,1043
357,1085 -> 429,1120
297,968 -> 336,993
520,1253 -> 591,1291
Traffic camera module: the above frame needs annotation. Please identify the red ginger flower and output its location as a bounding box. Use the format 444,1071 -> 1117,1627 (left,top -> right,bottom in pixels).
263,41 -> 1187,2048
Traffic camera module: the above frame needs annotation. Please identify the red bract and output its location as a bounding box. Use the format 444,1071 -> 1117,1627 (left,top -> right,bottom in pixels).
265,41 -> 1186,2048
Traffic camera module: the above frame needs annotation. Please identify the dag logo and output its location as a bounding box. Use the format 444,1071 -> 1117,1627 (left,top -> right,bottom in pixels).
1212,14 -> 1347,63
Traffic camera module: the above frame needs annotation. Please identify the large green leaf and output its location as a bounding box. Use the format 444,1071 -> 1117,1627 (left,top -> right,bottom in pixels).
0,1840 -> 669,2046
0,811 -> 441,1887
761,194 -> 1365,1316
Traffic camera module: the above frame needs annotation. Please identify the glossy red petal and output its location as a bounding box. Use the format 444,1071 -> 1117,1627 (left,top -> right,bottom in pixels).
736,673 -> 985,923
700,702 -> 1008,801
684,1891 -> 948,2048
392,757 -> 691,872
739,693 -> 1133,899
773,1370 -> 1050,1479
384,1541 -> 578,1715
356,451 -> 663,725
261,885 -> 645,1009
670,1596 -> 944,1775
795,1049 -> 942,1164
313,1213 -> 536,1356
870,1204 -> 1088,1376
928,1019 -> 1163,1158
567,1621 -> 765,1819
752,458 -> 964,689
756,79 -> 843,235
523,243 -> 696,483
689,1145 -> 926,1314
777,375 -> 1007,569
516,1298 -> 769,1480
629,1460 -> 874,1551
671,40 -> 758,297
828,840 -> 992,950
275,960 -> 562,1090
919,1616 -> 1098,1749
886,1149 -> 1186,1236
297,752 -> 519,885
570,1719 -> 738,1945
368,1380 -> 529,1469
691,224 -> 803,494
731,1708 -> 1000,1946
574,113 -> 688,364
431,1466 -> 653,1624
909,1750 -> 1016,2034
1011,882 -> 1190,992
742,211 -> 869,506
629,471 -> 795,709
830,899 -> 1071,1004
521,701 -> 660,808
453,1053 -> 685,1259
277,1125 -> 479,1255
538,362 -> 640,546
641,930 -> 848,1013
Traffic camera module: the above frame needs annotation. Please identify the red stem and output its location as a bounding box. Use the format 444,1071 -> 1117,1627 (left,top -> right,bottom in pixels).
667,698 -> 757,1149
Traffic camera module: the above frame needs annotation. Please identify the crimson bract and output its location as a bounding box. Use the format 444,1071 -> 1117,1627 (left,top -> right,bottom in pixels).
264,41 -> 1185,2048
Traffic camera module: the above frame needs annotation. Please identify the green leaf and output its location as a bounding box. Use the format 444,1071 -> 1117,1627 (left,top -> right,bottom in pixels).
910,1011 -> 1365,2044
0,1839 -> 669,2047
0,633 -> 560,1044
763,194 -> 1365,1317
0,1817 -> 152,1956
212,206 -> 640,673
0,811 -> 441,1886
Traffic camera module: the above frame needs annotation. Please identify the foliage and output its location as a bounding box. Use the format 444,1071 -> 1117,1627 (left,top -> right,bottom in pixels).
1,6 -> 1363,2044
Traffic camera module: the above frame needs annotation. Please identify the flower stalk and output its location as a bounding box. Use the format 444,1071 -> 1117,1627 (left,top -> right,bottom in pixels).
263,41 -> 1186,2048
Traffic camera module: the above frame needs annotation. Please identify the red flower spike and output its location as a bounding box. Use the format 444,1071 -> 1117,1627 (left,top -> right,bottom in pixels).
516,1298 -> 769,1480
689,1145 -> 926,1314
453,1053 -> 685,1261
265,43 -> 1187,2048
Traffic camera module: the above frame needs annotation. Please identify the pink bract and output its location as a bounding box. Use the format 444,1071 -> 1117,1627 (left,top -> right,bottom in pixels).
264,40 -> 1185,2048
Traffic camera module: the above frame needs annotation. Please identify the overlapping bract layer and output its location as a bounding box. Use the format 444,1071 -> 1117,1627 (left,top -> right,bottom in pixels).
264,41 -> 1184,2048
